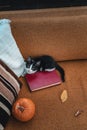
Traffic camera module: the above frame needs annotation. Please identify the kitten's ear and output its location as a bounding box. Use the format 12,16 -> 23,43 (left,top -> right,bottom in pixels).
27,56 -> 32,63
36,61 -> 41,66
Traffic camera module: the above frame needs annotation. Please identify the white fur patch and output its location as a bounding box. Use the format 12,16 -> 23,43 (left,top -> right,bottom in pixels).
40,67 -> 43,71
26,64 -> 37,74
45,68 -> 55,72
0,124 -> 4,130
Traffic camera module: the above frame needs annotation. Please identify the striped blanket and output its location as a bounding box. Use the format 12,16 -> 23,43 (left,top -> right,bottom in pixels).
0,60 -> 22,130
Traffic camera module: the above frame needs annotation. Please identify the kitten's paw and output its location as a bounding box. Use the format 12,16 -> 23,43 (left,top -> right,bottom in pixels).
40,68 -> 43,71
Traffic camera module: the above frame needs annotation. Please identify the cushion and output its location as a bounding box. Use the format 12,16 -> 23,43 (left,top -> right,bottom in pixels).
5,9 -> 86,61
0,60 -> 22,130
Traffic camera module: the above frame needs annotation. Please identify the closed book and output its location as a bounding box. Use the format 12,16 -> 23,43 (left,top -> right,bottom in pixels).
25,70 -> 62,92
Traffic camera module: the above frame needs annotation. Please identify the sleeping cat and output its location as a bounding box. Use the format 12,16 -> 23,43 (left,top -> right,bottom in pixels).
25,55 -> 65,82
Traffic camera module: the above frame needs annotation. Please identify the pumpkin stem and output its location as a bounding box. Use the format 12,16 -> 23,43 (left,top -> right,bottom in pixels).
17,105 -> 25,112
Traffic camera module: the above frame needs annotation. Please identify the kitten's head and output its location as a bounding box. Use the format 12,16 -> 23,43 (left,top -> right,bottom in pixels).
26,57 -> 40,74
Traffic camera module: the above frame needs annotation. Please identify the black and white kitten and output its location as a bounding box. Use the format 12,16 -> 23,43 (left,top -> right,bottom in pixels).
25,55 -> 65,82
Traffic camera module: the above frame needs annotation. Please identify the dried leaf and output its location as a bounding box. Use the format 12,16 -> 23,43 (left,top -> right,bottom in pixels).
60,90 -> 68,103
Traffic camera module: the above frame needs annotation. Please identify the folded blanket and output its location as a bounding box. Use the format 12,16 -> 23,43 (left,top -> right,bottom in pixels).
0,19 -> 25,77
0,60 -> 22,130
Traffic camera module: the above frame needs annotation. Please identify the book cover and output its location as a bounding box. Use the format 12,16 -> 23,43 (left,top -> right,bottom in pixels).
25,70 -> 62,91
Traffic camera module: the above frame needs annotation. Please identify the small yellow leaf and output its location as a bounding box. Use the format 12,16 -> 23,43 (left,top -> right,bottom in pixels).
60,90 -> 68,103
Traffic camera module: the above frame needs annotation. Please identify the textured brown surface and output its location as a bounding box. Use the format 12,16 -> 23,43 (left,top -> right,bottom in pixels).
0,7 -> 87,61
6,60 -> 87,130
0,7 -> 87,130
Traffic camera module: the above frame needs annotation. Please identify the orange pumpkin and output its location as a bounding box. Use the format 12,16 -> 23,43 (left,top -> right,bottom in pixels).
12,98 -> 35,122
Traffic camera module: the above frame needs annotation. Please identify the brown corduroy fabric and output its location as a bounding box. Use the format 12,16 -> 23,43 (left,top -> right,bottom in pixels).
6,60 -> 87,130
0,7 -> 87,61
0,7 -> 87,130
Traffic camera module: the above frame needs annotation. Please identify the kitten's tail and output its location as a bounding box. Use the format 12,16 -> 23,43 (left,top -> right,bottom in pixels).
55,63 -> 65,82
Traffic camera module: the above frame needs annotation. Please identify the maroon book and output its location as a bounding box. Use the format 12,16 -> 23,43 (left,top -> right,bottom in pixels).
25,70 -> 62,91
